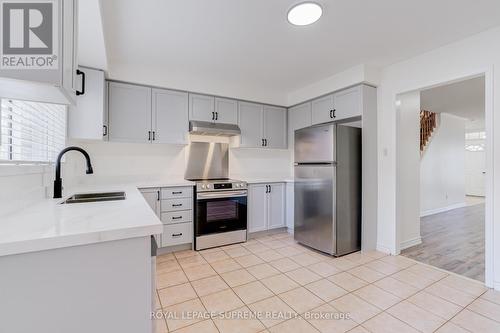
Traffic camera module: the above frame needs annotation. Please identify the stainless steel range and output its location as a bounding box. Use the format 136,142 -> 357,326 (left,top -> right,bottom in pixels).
194,179 -> 248,250
185,141 -> 248,250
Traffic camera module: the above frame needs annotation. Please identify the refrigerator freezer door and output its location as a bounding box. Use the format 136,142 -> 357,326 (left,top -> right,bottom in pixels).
294,124 -> 335,163
294,164 -> 335,254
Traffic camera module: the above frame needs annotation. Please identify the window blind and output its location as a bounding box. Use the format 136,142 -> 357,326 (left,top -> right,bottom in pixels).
0,99 -> 67,163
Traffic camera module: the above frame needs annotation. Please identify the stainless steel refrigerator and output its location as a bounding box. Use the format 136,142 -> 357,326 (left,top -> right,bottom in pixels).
294,123 -> 361,256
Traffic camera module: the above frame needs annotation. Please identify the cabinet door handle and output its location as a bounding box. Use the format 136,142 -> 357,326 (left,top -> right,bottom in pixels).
172,191 -> 182,194
152,131 -> 156,141
269,185 -> 272,193
212,112 -> 215,120
262,139 -> 265,147
102,125 -> 107,136
172,204 -> 183,207
76,69 -> 85,96
172,233 -> 183,237
172,216 -> 182,220
330,110 -> 333,118
332,109 -> 336,118
157,191 -> 160,201
215,112 -> 218,121
265,139 -> 268,146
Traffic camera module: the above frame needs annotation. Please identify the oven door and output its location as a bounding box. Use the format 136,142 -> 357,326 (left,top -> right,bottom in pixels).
195,190 -> 247,236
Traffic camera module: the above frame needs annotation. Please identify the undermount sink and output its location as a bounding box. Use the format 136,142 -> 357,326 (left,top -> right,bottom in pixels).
61,191 -> 126,204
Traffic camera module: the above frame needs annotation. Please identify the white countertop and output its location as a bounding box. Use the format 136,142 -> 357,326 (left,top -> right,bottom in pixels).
242,178 -> 294,184
0,177 -> 296,257
0,183 -> 165,257
136,179 -> 195,188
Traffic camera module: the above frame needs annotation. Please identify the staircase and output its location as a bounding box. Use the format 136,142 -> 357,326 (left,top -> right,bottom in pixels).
420,110 -> 437,153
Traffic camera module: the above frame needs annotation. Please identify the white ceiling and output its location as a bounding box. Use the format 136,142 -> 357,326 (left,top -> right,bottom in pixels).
99,0 -> 500,105
420,76 -> 485,122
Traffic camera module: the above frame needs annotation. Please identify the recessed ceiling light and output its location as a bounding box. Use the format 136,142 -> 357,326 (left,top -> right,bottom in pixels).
287,2 -> 322,26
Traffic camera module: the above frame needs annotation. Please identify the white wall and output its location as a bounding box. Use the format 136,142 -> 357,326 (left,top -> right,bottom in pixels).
420,113 -> 466,216
396,91 -> 421,250
286,64 -> 380,106
377,26 -> 500,288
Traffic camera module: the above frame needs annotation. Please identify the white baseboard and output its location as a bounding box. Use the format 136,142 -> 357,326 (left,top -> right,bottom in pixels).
400,236 -> 422,250
420,202 -> 467,217
376,243 -> 394,255
493,281 -> 500,291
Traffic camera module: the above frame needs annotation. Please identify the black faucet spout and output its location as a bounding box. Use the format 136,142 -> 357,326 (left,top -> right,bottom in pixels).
53,146 -> 93,199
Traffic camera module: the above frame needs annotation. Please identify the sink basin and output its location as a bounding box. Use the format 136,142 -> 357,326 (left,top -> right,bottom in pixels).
61,191 -> 126,204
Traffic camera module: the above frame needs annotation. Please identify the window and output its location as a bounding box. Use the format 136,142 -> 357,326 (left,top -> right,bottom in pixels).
465,130 -> 486,152
465,131 -> 486,140
0,99 -> 66,163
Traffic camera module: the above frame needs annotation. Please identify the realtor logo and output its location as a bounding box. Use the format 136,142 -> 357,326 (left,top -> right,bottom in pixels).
1,0 -> 58,69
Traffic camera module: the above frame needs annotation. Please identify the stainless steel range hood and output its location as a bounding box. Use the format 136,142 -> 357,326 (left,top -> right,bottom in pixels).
189,121 -> 241,136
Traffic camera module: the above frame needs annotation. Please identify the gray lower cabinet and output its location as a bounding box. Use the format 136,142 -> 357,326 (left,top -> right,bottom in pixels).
160,187 -> 193,248
248,183 -> 286,233
140,186 -> 194,248
108,82 -> 152,143
153,88 -> 189,144
139,188 -> 162,246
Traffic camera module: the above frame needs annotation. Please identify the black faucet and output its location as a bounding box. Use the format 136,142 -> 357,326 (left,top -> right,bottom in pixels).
53,146 -> 93,199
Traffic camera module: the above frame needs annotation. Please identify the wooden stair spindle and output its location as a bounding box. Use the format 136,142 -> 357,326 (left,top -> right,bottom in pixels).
420,110 -> 437,152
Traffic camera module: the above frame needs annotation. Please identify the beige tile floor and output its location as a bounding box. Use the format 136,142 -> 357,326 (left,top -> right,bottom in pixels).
153,232 -> 499,333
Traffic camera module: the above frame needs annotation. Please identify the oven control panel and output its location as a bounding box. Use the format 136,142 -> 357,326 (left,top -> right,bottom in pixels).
214,183 -> 232,190
196,180 -> 247,192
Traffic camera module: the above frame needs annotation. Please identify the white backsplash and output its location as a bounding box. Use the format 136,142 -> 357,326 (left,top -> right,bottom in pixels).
64,139 -> 292,186
0,164 -> 53,216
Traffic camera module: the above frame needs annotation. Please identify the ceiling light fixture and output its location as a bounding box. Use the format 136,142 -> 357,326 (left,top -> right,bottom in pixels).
287,2 -> 322,26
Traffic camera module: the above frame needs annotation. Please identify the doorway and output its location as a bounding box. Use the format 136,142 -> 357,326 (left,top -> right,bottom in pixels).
397,76 -> 487,282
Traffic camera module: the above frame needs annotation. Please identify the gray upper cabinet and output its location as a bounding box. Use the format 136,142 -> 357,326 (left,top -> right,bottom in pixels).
153,89 -> 189,144
263,106 -> 287,149
0,0 -> 78,104
333,86 -> 362,120
311,94 -> 334,125
239,102 -> 287,149
238,102 -> 264,147
108,82 -> 152,143
214,98 -> 238,124
189,94 -> 215,122
288,102 -> 312,148
68,67 -> 106,140
311,87 -> 363,125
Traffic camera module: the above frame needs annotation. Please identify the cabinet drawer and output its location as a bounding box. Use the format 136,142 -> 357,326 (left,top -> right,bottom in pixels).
162,223 -> 192,247
161,198 -> 192,212
161,187 -> 193,199
161,210 -> 192,224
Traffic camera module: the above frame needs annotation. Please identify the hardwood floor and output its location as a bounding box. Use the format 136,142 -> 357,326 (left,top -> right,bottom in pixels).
402,202 -> 485,282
